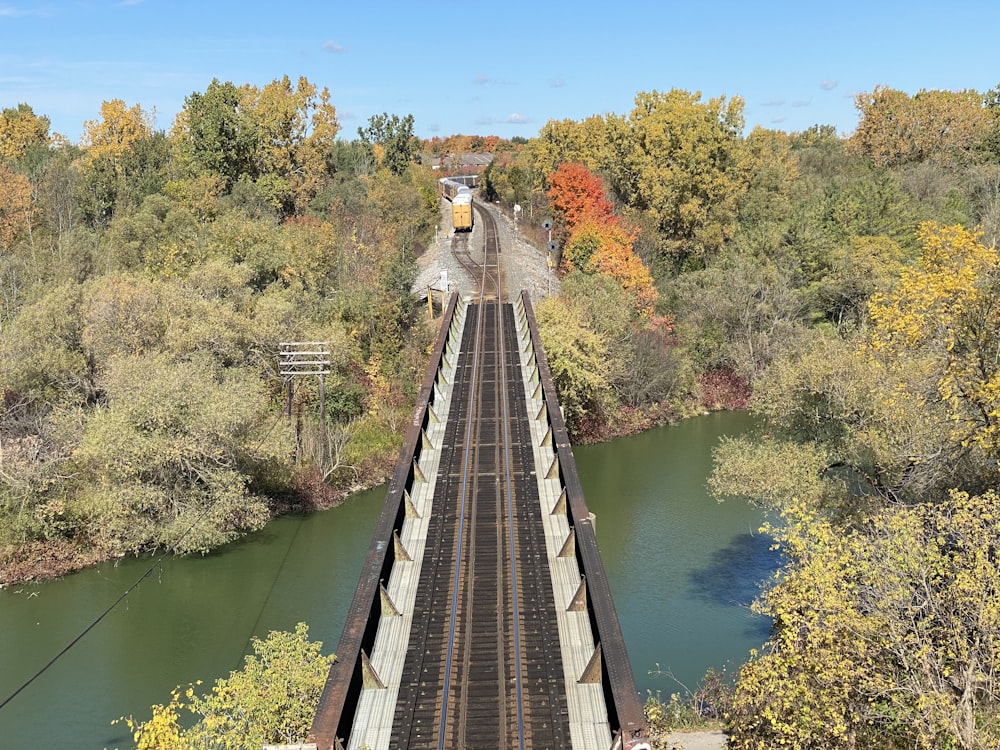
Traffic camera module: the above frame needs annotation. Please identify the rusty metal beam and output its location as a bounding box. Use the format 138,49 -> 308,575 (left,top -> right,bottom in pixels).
309,293 -> 460,750
520,291 -> 649,748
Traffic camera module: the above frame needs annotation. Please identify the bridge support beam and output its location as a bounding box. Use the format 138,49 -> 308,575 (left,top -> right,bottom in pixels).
579,643 -> 603,685
361,650 -> 386,690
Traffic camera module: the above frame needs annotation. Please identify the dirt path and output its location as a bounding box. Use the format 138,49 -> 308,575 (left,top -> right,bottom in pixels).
666,730 -> 728,749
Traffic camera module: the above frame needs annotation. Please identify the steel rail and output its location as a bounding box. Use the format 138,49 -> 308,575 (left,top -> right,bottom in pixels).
436,280 -> 486,750
436,200 -> 529,749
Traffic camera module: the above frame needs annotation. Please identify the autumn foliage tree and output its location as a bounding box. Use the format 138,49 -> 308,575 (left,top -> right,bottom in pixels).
605,89 -> 752,269
850,85 -> 991,168
868,222 -> 1000,460
545,162 -> 657,314
728,492 -> 1000,749
81,99 -> 154,168
0,103 -> 51,160
0,163 -> 33,250
715,222 -> 1000,747
123,623 -> 333,749
546,161 -> 615,233
562,218 -> 657,315
172,76 -> 340,214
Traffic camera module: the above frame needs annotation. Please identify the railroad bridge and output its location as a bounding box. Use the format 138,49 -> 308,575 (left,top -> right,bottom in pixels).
308,201 -> 649,750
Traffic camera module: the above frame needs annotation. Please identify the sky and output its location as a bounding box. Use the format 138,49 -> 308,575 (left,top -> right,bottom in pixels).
2,0 -> 1000,145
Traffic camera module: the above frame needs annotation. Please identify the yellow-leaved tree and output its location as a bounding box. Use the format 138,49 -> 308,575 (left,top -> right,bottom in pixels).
868,222 -> 1000,458
729,491 -> 1000,749
81,99 -> 153,169
0,103 -> 50,160
0,163 -> 33,250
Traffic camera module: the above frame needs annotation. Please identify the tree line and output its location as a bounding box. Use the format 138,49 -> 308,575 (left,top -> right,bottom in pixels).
0,77 -> 434,583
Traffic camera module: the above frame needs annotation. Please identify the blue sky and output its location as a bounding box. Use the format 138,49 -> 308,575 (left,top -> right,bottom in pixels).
2,0 -> 999,144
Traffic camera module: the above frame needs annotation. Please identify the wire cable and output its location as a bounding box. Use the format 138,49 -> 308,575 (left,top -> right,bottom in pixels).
0,389 -> 298,711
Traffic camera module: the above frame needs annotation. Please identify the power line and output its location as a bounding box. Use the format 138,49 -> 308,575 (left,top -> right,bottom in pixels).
0,394 -> 297,712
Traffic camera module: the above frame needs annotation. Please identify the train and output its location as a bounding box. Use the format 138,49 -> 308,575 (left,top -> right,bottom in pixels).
439,177 -> 474,232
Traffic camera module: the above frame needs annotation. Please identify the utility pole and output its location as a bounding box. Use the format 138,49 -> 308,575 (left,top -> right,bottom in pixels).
279,342 -> 332,464
542,218 -> 557,296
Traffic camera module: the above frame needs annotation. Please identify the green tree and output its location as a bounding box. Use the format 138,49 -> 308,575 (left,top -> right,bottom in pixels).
76,130 -> 169,227
358,112 -> 417,176
0,281 -> 92,404
671,251 -> 807,380
175,79 -> 258,188
70,353 -> 278,554
534,294 -> 612,433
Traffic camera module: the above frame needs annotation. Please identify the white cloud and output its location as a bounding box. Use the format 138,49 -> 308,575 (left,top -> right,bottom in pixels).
323,40 -> 345,53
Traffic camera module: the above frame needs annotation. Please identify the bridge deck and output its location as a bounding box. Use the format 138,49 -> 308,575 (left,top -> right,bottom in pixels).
311,294 -> 648,750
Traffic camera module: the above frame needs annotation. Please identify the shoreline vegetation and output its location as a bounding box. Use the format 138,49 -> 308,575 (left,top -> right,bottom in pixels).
0,382 -> 745,587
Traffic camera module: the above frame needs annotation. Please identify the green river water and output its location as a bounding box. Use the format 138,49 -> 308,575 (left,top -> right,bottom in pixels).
0,410 -> 776,748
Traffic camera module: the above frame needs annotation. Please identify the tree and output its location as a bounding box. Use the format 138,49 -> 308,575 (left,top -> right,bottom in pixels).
0,163 -> 33,250
534,295 -> 613,433
671,251 -> 807,380
358,112 -> 417,176
70,353 -> 277,554
562,218 -> 658,316
0,103 -> 50,161
849,85 -> 991,168
869,222 -> 1000,460
77,128 -> 169,227
0,281 -> 92,404
546,162 -> 615,235
250,75 -> 340,211
80,99 -> 153,168
528,116 -> 609,180
175,79 -> 257,188
124,623 -> 334,749
175,76 -> 340,213
806,234 -> 905,331
604,89 -> 753,269
728,492 -> 1000,750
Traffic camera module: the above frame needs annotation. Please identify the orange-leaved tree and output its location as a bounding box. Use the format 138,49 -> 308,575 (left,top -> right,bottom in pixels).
546,162 -> 615,234
562,218 -> 658,316
0,163 -> 33,250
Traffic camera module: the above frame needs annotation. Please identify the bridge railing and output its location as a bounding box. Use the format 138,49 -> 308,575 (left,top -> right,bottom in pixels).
518,292 -> 649,750
310,292 -> 461,750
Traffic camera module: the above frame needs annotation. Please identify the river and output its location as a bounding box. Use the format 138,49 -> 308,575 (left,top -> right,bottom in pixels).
0,410 -> 777,747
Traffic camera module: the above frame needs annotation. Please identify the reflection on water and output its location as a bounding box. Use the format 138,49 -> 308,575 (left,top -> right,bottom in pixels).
575,411 -> 780,696
0,411 -> 778,746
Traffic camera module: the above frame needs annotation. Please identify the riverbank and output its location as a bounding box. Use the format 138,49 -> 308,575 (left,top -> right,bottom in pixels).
0,467 -> 394,588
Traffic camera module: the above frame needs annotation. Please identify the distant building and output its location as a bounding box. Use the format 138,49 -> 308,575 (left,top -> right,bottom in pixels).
428,152 -> 494,174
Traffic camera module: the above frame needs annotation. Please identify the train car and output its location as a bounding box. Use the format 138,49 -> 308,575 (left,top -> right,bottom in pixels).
439,177 -> 474,232
451,191 -> 473,232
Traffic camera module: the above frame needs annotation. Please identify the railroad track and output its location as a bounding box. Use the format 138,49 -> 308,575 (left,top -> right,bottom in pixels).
451,201 -> 501,300
389,198 -> 569,749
